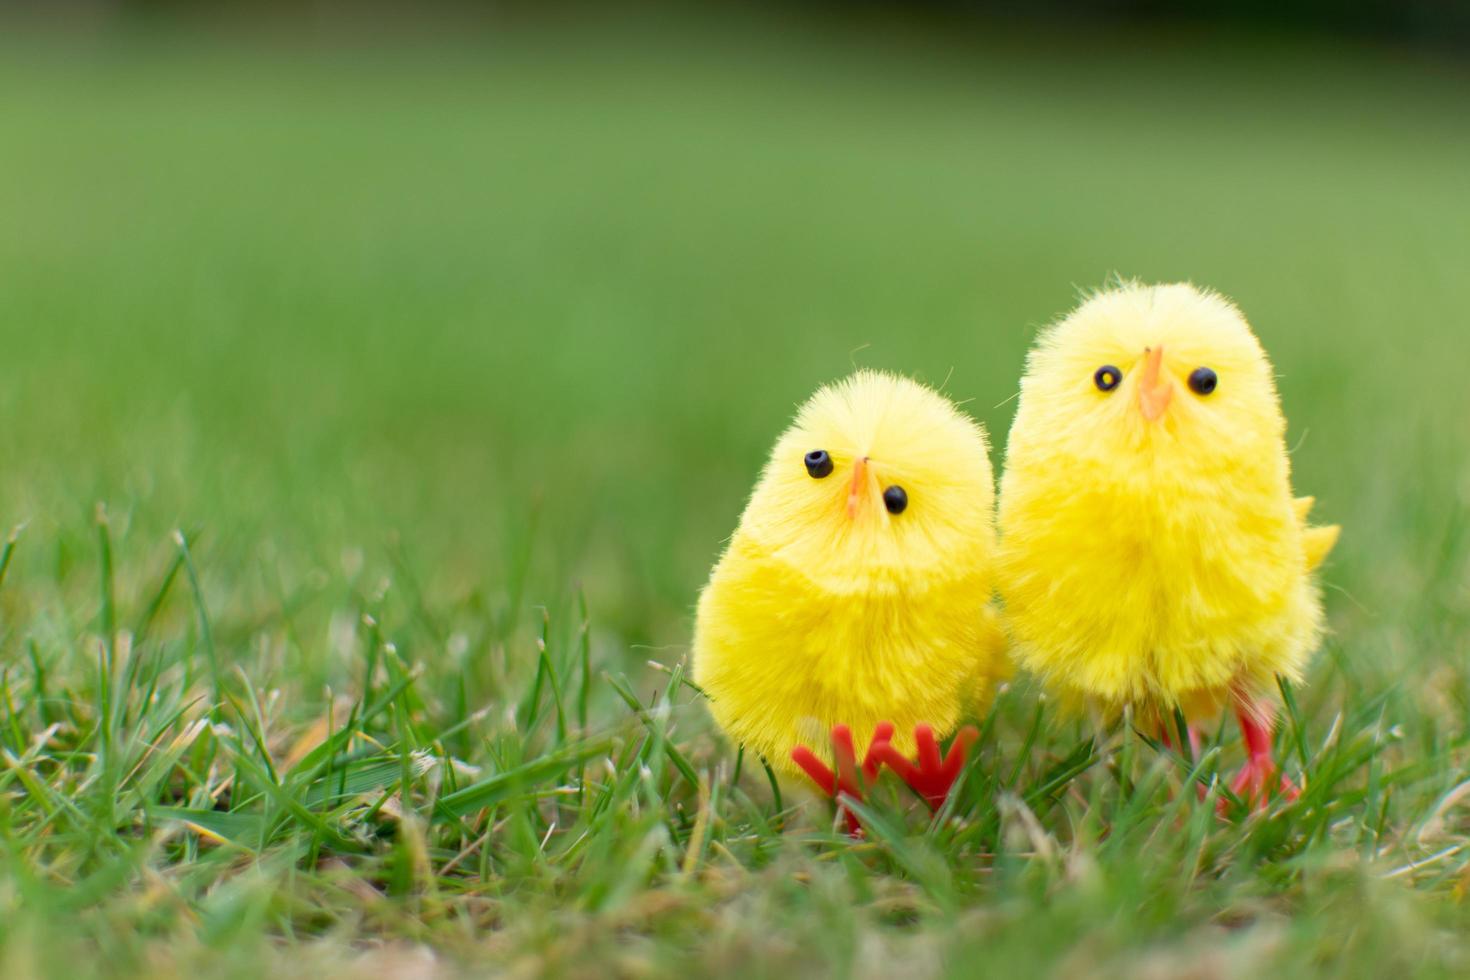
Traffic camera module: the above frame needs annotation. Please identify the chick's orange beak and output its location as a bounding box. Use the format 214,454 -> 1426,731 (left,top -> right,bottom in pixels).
1137,345 -> 1173,422
846,456 -> 868,519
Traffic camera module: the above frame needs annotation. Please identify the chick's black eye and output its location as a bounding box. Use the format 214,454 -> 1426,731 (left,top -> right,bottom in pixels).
804,449 -> 833,479
883,485 -> 908,515
1094,365 -> 1121,392
1188,367 -> 1218,395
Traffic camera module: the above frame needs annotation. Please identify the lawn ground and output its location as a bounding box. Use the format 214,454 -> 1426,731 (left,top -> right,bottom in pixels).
1,12 -> 1469,978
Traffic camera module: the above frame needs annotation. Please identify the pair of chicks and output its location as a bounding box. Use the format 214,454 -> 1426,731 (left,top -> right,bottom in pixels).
692,282 -> 1340,827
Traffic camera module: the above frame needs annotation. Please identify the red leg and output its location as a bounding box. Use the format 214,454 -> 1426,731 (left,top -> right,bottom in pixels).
791,722 -> 895,836
859,721 -> 895,783
1218,702 -> 1300,816
871,723 -> 980,812
791,744 -> 836,796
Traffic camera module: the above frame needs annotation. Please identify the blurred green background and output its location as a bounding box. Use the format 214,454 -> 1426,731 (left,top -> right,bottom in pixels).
3,8 -> 1467,666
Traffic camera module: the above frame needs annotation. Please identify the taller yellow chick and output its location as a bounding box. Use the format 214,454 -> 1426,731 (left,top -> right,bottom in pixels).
997,282 -> 1338,807
693,370 -> 1007,809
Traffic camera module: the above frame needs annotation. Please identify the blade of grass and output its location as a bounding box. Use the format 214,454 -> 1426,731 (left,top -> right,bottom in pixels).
605,671 -> 698,791
577,588 -> 592,735
0,523 -> 23,595
435,736 -> 614,821
175,530 -> 223,709
132,549 -> 185,649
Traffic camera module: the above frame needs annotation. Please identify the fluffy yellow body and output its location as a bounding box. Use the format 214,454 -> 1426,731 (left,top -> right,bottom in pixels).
694,371 -> 1008,774
997,283 -> 1338,725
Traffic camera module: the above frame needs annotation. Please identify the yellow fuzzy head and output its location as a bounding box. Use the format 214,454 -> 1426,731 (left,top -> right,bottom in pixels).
1014,281 -> 1284,471
738,369 -> 996,593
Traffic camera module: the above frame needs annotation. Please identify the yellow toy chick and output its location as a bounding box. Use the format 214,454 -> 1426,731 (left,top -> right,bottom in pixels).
997,281 -> 1339,807
693,370 -> 1008,818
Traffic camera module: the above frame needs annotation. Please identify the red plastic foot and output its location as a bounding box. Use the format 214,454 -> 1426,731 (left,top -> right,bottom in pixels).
791,722 -> 895,835
870,723 -> 980,812
1217,703 -> 1300,816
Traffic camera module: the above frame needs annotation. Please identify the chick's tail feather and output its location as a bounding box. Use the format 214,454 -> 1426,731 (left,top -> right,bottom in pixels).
1294,496 -> 1340,572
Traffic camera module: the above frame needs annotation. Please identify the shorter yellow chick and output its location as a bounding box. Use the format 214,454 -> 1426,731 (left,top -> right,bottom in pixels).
693,370 -> 1008,820
997,282 -> 1338,809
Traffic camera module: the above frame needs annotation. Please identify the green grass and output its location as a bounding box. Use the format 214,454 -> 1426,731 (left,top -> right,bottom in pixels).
1,14 -> 1469,978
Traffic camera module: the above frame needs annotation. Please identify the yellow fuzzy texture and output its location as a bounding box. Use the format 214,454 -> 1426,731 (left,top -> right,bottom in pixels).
997,282 -> 1339,724
693,370 -> 1009,774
